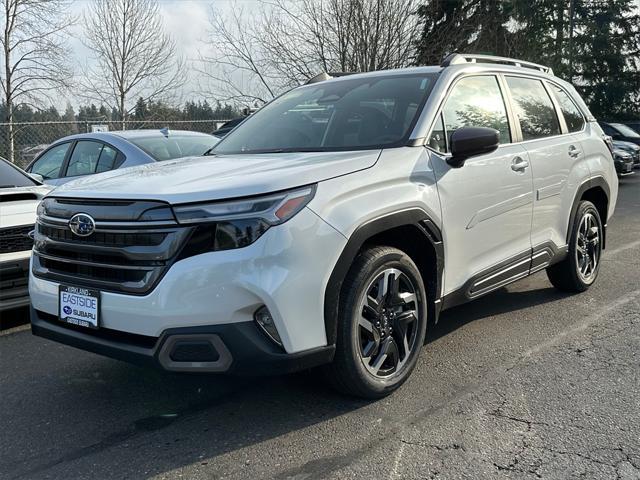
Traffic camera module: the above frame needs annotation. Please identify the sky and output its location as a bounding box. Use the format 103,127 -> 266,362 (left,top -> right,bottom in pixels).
61,0 -> 640,110
64,0 -> 277,111
67,0 -> 227,108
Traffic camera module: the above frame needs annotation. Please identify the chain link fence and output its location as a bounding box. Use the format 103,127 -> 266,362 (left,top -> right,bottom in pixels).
0,119 -> 232,169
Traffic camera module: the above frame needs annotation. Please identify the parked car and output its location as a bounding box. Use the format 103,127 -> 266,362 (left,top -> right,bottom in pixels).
613,148 -> 635,177
30,54 -> 618,398
25,129 -> 220,186
612,139 -> 640,168
0,158 -> 51,312
599,121 -> 640,147
623,121 -> 640,134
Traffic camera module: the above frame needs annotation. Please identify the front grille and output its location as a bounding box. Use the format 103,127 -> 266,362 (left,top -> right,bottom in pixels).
32,198 -> 194,295
38,224 -> 167,247
0,225 -> 34,254
0,258 -> 30,301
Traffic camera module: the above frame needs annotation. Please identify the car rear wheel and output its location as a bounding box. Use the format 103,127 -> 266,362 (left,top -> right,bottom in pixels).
547,200 -> 603,292
325,246 -> 427,398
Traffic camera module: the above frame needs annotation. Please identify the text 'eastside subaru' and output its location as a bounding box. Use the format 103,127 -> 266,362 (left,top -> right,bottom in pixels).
29,54 -> 618,398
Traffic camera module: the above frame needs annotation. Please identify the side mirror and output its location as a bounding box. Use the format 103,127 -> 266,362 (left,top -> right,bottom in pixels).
447,126 -> 500,168
30,173 -> 44,183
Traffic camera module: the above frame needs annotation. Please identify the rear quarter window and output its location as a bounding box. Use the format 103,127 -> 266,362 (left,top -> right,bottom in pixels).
550,85 -> 585,133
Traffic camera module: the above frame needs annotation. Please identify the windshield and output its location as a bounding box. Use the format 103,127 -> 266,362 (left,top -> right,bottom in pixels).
213,73 -> 438,154
0,158 -> 38,188
128,135 -> 220,161
611,123 -> 640,138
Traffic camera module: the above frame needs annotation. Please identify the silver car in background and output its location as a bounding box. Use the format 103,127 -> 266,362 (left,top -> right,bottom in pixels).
25,129 -> 220,186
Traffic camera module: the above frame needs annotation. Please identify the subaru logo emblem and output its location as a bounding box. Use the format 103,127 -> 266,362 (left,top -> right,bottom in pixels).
69,213 -> 96,237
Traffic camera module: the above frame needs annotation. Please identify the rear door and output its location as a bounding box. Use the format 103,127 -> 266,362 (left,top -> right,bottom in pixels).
429,74 -> 534,298
504,75 -> 590,267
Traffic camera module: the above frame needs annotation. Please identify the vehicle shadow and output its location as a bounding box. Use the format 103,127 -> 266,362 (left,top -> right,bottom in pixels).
4,283 -> 569,480
3,341 -> 369,480
428,284 -> 569,343
0,305 -> 29,330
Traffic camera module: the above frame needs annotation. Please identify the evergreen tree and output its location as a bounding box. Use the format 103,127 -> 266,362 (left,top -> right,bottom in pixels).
468,0 -> 517,57
414,0 -> 640,119
571,0 -> 640,119
415,1 -> 475,65
98,105 -> 110,121
63,103 -> 78,135
133,97 -> 149,120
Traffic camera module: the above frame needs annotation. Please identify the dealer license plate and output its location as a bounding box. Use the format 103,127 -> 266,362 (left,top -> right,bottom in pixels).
59,285 -> 100,329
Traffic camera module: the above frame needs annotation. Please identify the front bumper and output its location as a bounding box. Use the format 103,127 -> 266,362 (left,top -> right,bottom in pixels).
31,306 -> 334,374
0,252 -> 31,312
30,207 -> 347,360
615,158 -> 635,176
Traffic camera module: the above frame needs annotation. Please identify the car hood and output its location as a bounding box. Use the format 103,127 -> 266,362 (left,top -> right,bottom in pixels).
0,185 -> 51,227
48,150 -> 381,204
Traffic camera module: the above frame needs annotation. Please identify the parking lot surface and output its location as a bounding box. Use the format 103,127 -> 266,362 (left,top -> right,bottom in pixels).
1,175 -> 639,480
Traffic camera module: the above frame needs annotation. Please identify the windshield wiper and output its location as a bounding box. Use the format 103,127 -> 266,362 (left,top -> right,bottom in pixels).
0,184 -> 18,188
255,149 -> 285,154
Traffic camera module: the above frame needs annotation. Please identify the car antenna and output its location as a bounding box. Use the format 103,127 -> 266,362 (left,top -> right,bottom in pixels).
160,127 -> 170,138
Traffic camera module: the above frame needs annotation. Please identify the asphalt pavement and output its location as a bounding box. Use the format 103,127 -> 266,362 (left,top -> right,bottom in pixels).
1,174 -> 639,480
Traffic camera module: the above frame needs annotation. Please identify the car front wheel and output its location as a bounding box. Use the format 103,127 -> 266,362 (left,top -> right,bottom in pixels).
325,246 -> 427,398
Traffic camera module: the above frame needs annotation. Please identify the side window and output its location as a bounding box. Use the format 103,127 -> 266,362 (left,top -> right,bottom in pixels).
96,145 -> 118,173
428,113 -> 447,153
506,76 -> 561,140
29,143 -> 70,179
66,141 -> 103,177
442,75 -> 511,149
550,85 -> 585,133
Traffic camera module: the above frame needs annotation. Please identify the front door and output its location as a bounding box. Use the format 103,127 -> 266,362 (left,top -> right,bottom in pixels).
428,74 -> 535,298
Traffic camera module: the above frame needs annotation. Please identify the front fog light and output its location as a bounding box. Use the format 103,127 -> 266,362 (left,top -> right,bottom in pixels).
254,306 -> 283,347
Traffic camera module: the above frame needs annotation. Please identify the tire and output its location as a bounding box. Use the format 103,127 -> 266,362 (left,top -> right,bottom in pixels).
547,200 -> 603,292
324,246 -> 428,399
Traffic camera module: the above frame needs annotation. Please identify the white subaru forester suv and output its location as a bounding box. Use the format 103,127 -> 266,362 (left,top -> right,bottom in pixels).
30,54 -> 617,398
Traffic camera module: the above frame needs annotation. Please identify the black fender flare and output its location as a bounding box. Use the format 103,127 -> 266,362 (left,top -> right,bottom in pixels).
323,208 -> 444,346
566,176 -> 610,248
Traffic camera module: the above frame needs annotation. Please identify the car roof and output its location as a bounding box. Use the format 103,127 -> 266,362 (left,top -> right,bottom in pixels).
110,129 -> 214,139
53,129 -> 215,143
301,66 -> 443,87
303,59 -> 565,86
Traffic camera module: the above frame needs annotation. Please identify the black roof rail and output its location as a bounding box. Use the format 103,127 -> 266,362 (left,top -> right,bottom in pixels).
305,72 -> 356,85
441,53 -> 554,76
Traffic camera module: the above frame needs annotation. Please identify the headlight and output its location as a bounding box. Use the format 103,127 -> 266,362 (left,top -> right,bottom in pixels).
173,185 -> 316,225
36,200 -> 46,217
173,186 -> 316,258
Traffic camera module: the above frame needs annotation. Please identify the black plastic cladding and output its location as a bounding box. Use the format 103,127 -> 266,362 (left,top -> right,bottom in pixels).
323,209 -> 445,346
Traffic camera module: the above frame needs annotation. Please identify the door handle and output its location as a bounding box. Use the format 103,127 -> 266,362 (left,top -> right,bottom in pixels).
511,156 -> 529,172
568,145 -> 580,158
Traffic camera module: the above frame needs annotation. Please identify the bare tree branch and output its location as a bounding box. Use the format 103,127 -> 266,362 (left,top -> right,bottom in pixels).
197,0 -> 420,106
80,0 -> 187,129
0,0 -> 74,162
